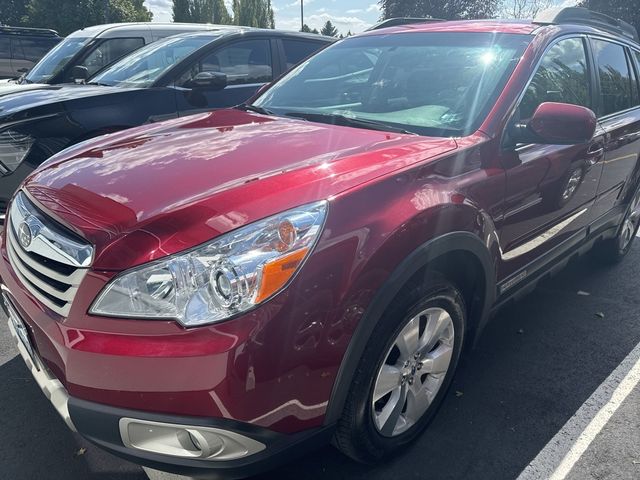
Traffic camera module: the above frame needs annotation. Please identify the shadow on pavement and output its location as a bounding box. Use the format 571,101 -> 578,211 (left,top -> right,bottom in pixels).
252,246 -> 640,480
0,356 -> 147,480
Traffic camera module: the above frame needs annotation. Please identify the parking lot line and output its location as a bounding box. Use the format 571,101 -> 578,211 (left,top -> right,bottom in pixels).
516,340 -> 640,480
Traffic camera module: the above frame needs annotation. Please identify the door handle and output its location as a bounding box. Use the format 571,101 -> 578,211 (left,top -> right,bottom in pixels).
586,144 -> 604,165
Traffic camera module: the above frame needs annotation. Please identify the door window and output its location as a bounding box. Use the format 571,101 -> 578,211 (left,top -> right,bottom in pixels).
520,38 -> 591,121
282,39 -> 324,69
591,39 -> 634,116
177,39 -> 272,87
0,38 -> 10,58
15,38 -> 59,62
79,37 -> 144,77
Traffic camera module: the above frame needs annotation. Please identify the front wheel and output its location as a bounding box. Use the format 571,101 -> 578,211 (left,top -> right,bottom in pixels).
333,279 -> 465,463
596,185 -> 640,264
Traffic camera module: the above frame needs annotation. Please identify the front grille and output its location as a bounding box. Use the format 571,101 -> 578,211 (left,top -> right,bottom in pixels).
6,192 -> 93,317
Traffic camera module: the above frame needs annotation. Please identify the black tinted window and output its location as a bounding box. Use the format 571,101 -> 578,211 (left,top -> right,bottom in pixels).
0,38 -> 9,58
16,38 -> 58,61
178,39 -> 272,87
80,37 -> 145,77
282,40 -> 324,69
592,39 -> 634,116
520,38 -> 590,120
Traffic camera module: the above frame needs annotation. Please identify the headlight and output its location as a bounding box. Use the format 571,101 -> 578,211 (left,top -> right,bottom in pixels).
0,130 -> 34,175
90,201 -> 328,327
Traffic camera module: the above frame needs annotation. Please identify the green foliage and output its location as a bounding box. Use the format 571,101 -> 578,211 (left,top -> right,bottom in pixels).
320,20 -> 338,37
378,0 -> 499,20
173,0 -> 232,24
232,0 -> 275,28
301,23 -> 319,34
579,0 -> 640,40
22,0 -> 152,35
0,0 -> 30,26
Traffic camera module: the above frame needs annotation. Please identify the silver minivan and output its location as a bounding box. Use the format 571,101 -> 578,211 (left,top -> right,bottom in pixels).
3,23 -> 222,85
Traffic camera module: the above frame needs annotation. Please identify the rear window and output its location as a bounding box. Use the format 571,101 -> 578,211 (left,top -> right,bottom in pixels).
13,37 -> 59,61
592,39 -> 635,116
0,38 -> 9,58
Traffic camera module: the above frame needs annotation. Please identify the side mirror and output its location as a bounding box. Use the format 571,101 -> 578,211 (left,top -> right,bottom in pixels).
511,102 -> 597,145
71,65 -> 89,84
187,71 -> 227,91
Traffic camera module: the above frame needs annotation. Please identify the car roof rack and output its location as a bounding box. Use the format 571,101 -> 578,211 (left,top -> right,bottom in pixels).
0,26 -> 59,37
533,7 -> 639,43
366,17 -> 443,31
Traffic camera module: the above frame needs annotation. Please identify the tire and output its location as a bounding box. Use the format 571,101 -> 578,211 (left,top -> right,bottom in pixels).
333,277 -> 466,463
596,184 -> 640,264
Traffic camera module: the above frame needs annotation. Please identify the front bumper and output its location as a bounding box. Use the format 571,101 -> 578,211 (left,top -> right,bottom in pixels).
5,306 -> 75,432
4,289 -> 333,479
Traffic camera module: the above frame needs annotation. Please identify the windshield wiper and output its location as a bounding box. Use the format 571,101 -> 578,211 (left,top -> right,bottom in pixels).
86,81 -> 112,87
284,111 -> 417,135
236,103 -> 274,115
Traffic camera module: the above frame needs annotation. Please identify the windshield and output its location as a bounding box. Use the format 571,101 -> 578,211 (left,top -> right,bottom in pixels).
90,35 -> 216,88
25,37 -> 91,83
254,32 -> 530,137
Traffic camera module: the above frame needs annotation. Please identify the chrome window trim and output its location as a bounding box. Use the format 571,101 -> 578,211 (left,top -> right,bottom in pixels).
9,192 -> 93,268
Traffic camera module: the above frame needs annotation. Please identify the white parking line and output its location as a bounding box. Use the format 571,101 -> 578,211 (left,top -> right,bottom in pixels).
517,340 -> 640,480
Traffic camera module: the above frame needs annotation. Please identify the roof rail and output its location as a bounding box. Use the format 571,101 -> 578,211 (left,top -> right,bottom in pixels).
533,7 -> 639,43
366,17 -> 443,31
0,25 -> 60,37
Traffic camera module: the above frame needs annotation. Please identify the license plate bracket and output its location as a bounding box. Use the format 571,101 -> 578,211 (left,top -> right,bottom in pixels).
4,296 -> 39,370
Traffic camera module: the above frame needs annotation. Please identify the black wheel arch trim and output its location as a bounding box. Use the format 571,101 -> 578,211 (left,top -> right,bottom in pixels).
323,231 -> 496,426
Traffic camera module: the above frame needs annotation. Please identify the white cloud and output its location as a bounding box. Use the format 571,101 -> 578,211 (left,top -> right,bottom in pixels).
145,0 -> 172,22
287,0 -> 316,7
145,0 -> 375,34
303,12 -> 370,33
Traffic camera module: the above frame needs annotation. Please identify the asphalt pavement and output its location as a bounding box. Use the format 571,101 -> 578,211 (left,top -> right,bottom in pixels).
2,242 -> 640,480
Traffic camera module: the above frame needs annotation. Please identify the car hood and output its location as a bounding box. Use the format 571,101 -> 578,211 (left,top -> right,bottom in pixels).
23,109 -> 458,270
0,84 -> 136,118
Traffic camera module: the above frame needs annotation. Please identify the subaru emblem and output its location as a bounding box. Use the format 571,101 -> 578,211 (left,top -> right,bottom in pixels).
18,222 -> 32,249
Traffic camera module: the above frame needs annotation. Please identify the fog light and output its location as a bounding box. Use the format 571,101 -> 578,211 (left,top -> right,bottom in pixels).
119,418 -> 265,461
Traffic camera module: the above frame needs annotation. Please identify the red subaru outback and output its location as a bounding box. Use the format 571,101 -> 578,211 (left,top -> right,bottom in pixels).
3,7 -> 640,479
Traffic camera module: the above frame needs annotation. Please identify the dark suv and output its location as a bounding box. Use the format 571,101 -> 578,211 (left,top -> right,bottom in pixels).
2,7 -> 640,479
0,26 -> 60,79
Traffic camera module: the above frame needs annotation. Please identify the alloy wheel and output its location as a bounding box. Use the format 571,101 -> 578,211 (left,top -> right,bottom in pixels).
371,307 -> 455,437
620,189 -> 640,251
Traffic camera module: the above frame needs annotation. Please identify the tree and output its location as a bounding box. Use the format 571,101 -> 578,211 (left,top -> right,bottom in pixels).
499,0 -> 553,19
232,0 -> 275,28
25,0 -> 152,35
173,0 -> 232,23
0,0 -> 30,26
578,0 -> 640,40
320,20 -> 338,37
378,0 -> 499,20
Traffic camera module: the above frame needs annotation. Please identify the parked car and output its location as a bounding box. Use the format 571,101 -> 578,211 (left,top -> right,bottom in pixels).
0,22 -> 221,86
0,26 -> 61,79
3,7 -> 640,479
0,28 -> 333,216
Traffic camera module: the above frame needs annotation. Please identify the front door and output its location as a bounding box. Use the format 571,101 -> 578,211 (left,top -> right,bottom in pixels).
174,38 -> 275,115
497,37 -> 604,277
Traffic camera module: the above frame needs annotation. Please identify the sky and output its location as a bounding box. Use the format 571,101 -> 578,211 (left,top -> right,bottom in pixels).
144,0 -> 384,35
143,1 -> 580,36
